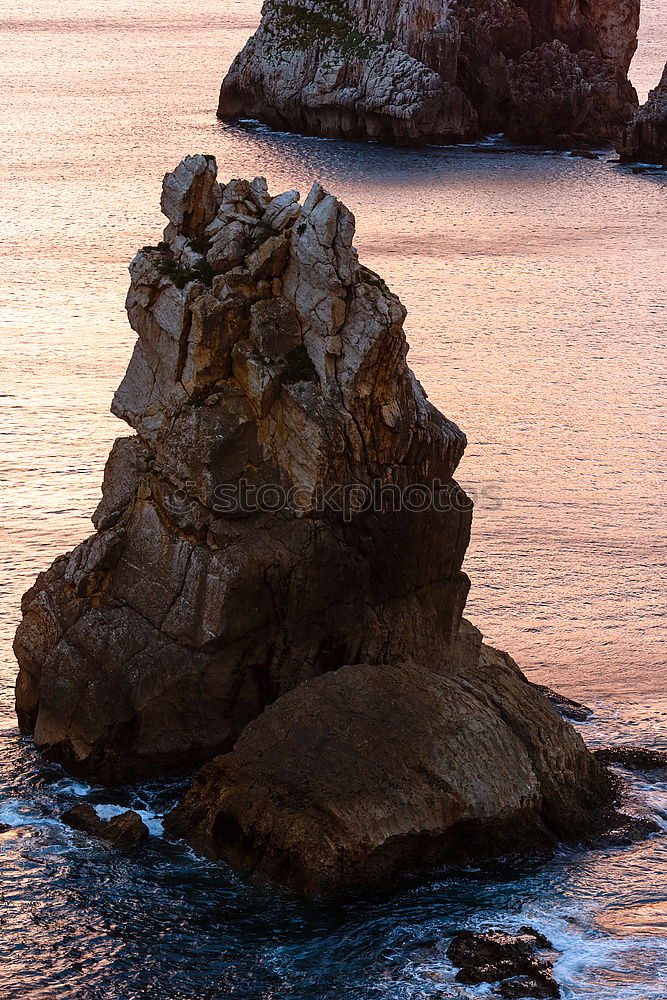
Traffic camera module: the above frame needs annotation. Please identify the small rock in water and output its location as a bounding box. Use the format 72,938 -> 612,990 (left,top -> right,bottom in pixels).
532,684 -> 593,721
594,746 -> 667,772
447,929 -> 560,998
567,150 -> 600,159
62,804 -> 148,849
496,974 -> 560,998
518,927 -> 553,950
588,812 -> 661,848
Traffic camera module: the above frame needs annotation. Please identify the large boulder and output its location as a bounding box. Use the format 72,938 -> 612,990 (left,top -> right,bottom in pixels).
14,155 -> 471,783
165,640 -> 614,892
218,0 -> 639,145
618,63 -> 667,165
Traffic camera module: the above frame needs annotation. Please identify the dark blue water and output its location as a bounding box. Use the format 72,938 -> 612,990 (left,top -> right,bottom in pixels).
2,701 -> 666,1000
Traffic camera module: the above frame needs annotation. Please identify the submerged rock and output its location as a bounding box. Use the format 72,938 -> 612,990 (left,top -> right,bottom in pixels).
15,155 -> 619,889
165,643 -> 613,891
594,746 -> 667,772
218,0 -> 639,145
532,684 -> 593,722
618,63 -> 667,165
62,804 -> 148,848
447,928 -> 560,998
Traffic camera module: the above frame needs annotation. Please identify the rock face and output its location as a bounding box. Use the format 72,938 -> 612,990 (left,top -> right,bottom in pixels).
618,63 -> 667,165
62,804 -> 149,848
218,0 -> 639,144
14,154 -> 471,783
15,155 -> 618,889
165,641 -> 613,891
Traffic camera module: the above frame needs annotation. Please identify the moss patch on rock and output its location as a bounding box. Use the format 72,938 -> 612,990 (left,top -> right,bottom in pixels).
270,0 -> 379,58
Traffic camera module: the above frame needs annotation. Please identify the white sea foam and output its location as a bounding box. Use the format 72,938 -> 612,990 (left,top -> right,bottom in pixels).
94,802 -> 164,836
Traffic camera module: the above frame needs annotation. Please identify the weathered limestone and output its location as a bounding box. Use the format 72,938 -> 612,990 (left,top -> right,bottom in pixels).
218,0 -> 639,145
618,63 -> 667,165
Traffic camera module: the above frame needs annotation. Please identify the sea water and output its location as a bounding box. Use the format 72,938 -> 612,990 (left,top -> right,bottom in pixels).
0,2 -> 665,996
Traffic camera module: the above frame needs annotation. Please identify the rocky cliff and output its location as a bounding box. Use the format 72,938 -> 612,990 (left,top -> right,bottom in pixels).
15,156 -> 618,889
618,62 -> 667,165
218,0 -> 640,145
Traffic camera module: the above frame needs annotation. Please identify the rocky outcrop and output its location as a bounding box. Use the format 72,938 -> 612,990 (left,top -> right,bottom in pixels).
14,154 -> 472,783
218,0 -> 639,144
62,804 -> 149,848
618,63 -> 667,165
15,156 -> 620,889
165,641 -> 614,891
447,928 -> 560,998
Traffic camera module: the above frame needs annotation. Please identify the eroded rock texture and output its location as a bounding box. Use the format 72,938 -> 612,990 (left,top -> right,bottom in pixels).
447,926 -> 560,998
14,154 -> 471,783
618,63 -> 667,165
218,0 -> 639,144
165,640 -> 613,891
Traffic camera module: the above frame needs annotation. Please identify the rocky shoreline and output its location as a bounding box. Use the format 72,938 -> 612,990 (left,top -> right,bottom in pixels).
13,155 -> 655,892
218,0 -> 640,146
618,62 -> 667,166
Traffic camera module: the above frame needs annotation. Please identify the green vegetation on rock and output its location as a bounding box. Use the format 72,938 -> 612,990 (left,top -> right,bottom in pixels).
270,0 -> 379,58
155,255 -> 213,289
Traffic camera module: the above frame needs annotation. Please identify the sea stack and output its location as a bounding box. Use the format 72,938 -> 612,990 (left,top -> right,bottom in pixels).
15,156 -> 617,889
618,62 -> 667,165
218,0 -> 640,145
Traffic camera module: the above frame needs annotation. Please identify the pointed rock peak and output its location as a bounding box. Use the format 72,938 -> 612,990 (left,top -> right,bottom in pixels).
302,181 -> 327,215
161,154 -> 222,237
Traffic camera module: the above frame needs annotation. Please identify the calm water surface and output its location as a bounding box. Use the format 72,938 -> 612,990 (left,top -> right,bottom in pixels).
0,2 -> 665,997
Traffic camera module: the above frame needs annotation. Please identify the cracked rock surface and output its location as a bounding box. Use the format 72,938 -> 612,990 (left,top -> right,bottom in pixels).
218,0 -> 639,145
165,643 -> 614,892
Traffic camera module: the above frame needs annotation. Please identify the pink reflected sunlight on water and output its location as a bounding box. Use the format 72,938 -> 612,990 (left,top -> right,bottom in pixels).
0,5 -> 665,1000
